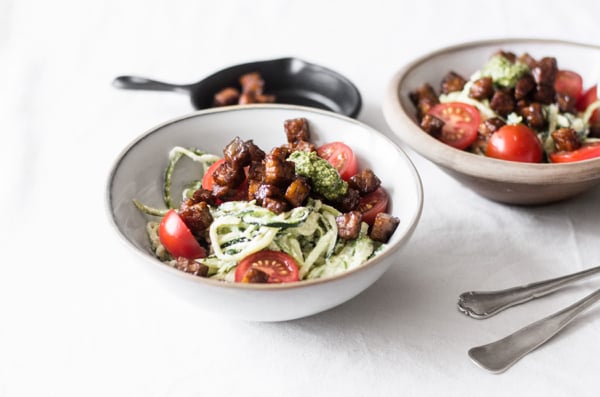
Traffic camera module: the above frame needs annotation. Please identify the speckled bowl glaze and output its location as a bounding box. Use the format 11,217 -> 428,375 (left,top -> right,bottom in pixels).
106,105 -> 423,322
383,38 -> 600,205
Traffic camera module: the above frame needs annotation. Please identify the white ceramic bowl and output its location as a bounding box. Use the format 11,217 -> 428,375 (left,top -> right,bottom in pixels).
106,105 -> 423,322
383,38 -> 600,205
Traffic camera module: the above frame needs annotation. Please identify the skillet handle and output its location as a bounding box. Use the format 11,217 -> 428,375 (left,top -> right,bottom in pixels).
112,75 -> 191,93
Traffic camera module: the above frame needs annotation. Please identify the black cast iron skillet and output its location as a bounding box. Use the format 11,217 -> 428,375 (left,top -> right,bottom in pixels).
112,57 -> 362,118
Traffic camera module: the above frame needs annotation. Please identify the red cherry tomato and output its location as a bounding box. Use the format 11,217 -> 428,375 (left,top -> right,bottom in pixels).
554,70 -> 583,100
316,142 -> 358,181
549,142 -> 600,163
357,187 -> 389,225
576,85 -> 599,124
159,209 -> 207,259
427,102 -> 481,150
485,124 -> 543,163
235,251 -> 300,283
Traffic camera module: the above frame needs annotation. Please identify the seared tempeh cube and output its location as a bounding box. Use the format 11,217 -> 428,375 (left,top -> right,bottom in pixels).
517,52 -> 537,69
551,128 -> 582,152
239,72 -> 265,94
284,177 -> 311,207
420,114 -> 444,138
409,83 -> 440,120
469,77 -> 494,100
178,201 -> 213,243
515,74 -> 535,100
223,137 -> 265,168
240,267 -> 270,283
262,197 -> 289,214
348,169 -> 381,195
254,183 -> 283,202
533,84 -> 555,104
263,148 -> 295,187
518,102 -> 546,130
175,257 -> 209,277
211,184 -> 240,200
213,87 -> 240,107
478,117 -> 506,138
531,57 -> 557,86
490,90 -> 515,117
212,160 -> 246,187
188,187 -> 217,207
472,117 -> 506,154
556,93 -> 576,114
336,211 -> 363,240
246,160 -> 265,199
441,71 -> 467,94
369,213 -> 400,243
335,187 -> 361,212
284,117 -> 310,143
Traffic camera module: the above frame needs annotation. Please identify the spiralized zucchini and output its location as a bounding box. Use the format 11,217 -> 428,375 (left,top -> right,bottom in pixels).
203,199 -> 377,279
144,197 -> 382,281
164,146 -> 220,208
137,146 -> 387,282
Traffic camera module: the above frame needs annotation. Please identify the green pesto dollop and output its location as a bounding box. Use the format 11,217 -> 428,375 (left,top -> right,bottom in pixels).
481,54 -> 529,88
288,150 -> 348,201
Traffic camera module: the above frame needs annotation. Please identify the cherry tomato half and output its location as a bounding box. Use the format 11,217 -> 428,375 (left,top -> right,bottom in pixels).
576,85 -> 599,124
316,142 -> 358,181
235,250 -> 300,283
159,209 -> 207,259
357,187 -> 389,225
549,142 -> 600,163
428,102 -> 481,150
554,70 -> 583,100
485,124 -> 543,163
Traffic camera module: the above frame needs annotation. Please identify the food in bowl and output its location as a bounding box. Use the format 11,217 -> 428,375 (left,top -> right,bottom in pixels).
410,50 -> 600,163
132,117 -> 400,284
212,72 -> 276,107
108,106 -> 422,321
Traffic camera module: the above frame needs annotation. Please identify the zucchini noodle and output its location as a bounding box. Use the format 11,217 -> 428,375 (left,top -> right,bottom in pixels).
209,214 -> 279,261
163,147 -> 220,208
582,100 -> 600,124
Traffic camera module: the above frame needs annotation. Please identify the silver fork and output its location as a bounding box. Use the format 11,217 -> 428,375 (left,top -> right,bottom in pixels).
468,288 -> 600,373
458,265 -> 600,319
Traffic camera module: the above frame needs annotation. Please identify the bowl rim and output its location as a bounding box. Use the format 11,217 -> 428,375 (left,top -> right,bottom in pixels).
106,103 -> 424,291
383,37 -> 600,185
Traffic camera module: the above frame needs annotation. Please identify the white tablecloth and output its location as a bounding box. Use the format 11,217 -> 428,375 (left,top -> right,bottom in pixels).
2,0 -> 600,396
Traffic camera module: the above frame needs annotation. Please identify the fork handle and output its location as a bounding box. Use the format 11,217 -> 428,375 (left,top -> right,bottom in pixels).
468,288 -> 600,373
458,265 -> 600,319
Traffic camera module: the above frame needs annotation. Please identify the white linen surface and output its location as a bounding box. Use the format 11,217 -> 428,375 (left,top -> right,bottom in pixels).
1,0 -> 599,396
